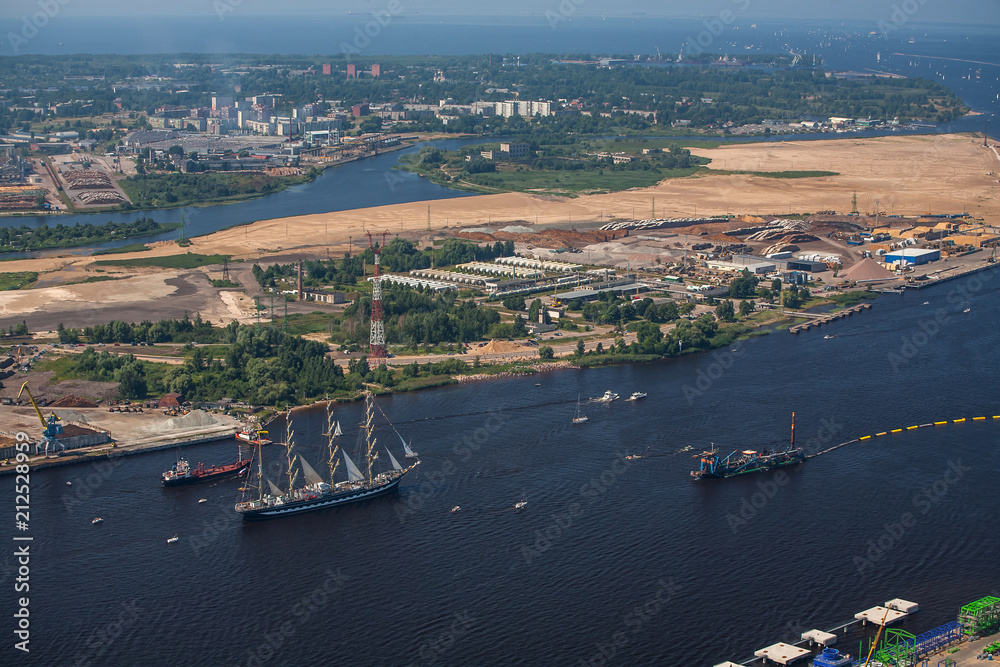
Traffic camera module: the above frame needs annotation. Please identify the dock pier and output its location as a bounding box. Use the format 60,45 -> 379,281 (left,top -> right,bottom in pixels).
788,302 -> 872,334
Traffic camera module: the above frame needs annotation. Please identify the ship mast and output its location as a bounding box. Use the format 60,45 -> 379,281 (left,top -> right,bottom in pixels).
285,412 -> 299,494
325,402 -> 341,483
364,392 -> 379,484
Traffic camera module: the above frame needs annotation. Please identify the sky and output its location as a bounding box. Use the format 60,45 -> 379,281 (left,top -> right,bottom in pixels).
0,0 -> 997,23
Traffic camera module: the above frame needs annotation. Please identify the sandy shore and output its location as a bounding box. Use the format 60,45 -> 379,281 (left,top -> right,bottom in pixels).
1,133 -> 996,278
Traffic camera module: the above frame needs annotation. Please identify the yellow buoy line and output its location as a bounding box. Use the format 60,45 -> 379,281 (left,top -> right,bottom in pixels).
809,415 -> 1000,458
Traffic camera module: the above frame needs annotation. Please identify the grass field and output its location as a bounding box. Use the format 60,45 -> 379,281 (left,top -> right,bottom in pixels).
93,253 -> 230,269
91,243 -> 150,256
0,272 -> 38,291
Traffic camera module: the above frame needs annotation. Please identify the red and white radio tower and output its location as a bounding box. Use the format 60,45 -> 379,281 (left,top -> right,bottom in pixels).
366,230 -> 388,366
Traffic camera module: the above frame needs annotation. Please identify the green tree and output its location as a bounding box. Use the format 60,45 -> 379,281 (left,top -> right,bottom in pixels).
715,300 -> 736,322
739,300 -> 755,318
728,269 -> 760,298
538,345 -> 554,359
575,339 -> 585,356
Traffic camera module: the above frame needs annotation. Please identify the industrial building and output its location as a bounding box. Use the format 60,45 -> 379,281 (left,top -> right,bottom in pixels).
410,268 -> 497,287
883,248 -> 941,266
455,262 -> 542,279
494,256 -> 582,273
707,259 -> 775,275
373,275 -> 452,292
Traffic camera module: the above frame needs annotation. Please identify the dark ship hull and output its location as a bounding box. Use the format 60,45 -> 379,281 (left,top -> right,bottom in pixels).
237,475 -> 404,520
162,460 -> 252,486
690,448 -> 805,480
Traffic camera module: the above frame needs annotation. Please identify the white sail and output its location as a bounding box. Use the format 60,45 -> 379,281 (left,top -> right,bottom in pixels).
266,479 -> 283,496
333,421 -> 343,437
386,448 -> 402,471
401,434 -> 417,457
298,456 -> 324,485
342,450 -> 365,482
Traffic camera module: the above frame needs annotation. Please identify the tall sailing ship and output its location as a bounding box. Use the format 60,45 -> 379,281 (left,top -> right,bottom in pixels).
235,392 -> 419,521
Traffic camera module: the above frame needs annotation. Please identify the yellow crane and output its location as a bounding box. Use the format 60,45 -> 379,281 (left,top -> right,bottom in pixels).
15,382 -> 63,456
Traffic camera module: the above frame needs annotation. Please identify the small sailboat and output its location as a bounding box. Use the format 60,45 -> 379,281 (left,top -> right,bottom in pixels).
166,535 -> 179,544
514,492 -> 528,510
572,394 -> 589,424
92,517 -> 103,525
401,433 -> 419,459
451,505 -> 461,513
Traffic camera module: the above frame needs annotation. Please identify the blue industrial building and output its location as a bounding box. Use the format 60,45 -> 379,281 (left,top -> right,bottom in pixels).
883,248 -> 941,265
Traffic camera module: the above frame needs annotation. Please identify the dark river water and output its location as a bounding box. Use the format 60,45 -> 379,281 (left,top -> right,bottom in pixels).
2,273 -> 998,666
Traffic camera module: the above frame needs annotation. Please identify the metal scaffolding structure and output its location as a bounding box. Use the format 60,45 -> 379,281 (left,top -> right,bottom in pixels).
958,596 -> 1000,637
366,230 -> 388,366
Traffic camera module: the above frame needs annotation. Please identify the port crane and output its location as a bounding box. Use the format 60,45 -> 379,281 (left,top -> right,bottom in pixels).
15,382 -> 63,456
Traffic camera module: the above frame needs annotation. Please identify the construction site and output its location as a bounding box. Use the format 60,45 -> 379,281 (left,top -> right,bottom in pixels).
716,595 -> 1000,667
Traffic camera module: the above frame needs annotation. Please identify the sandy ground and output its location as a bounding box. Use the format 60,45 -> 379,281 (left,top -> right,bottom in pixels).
0,271 -> 243,331
0,133 -> 995,331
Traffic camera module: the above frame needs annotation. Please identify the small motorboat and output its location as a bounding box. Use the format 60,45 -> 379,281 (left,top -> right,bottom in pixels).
92,517 -> 103,525
451,506 -> 461,513
627,392 -> 647,401
677,445 -> 694,453
514,492 -> 528,510
66,481 -> 72,486
198,498 -> 208,503
625,454 -> 643,460
922,301 -> 930,305
535,383 -> 541,386
963,307 -> 971,313
593,390 -> 619,403
166,536 -> 179,544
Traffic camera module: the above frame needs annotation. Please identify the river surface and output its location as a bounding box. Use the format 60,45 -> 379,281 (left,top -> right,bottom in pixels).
2,274 -> 998,666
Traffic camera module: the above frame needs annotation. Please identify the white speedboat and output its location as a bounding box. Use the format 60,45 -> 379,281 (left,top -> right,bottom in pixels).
963,307 -> 971,313
627,392 -> 647,401
198,498 -> 207,503
92,517 -> 103,525
514,492 -> 527,510
166,535 -> 179,544
593,390 -> 619,403
451,505 -> 461,513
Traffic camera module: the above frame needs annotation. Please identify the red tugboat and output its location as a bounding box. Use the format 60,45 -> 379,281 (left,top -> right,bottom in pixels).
162,457 -> 252,486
